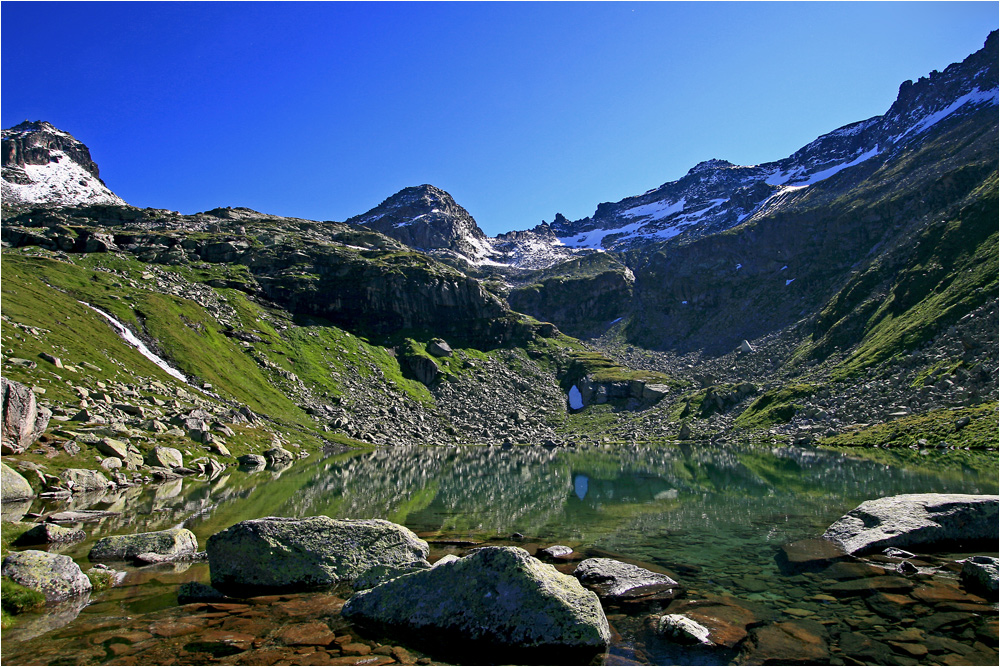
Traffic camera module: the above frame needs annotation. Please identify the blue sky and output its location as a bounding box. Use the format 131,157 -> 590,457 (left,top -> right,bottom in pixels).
2,2 -> 996,235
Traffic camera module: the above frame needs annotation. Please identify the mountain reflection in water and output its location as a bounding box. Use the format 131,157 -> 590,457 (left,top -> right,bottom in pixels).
3,442 -> 996,665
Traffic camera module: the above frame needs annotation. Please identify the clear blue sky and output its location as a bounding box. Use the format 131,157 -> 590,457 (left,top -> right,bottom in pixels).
2,2 -> 996,235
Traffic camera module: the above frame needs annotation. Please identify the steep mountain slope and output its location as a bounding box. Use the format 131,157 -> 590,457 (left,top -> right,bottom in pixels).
625,97 -> 997,357
1,121 -> 126,209
505,32 -> 998,353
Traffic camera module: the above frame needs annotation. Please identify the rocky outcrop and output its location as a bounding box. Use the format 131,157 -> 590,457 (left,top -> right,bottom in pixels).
2,377 -> 51,454
508,259 -> 634,339
89,527 -> 198,562
1,550 -> 92,601
206,517 -> 430,591
822,494 -> 1000,555
342,546 -> 610,658
1,462 -> 35,502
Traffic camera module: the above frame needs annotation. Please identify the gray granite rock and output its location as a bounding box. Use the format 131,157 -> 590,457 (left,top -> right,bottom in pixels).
823,494 -> 999,555
89,527 -> 198,562
2,549 -> 91,601
343,546 -> 610,654
207,516 -> 429,591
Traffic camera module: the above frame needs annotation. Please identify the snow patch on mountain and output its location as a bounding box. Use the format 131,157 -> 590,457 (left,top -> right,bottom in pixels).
892,86 -> 998,144
2,121 -> 126,208
2,150 -> 125,207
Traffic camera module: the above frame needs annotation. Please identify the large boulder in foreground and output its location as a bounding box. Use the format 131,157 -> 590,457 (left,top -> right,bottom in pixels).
207,516 -> 430,591
1,462 -> 35,502
89,527 -> 198,562
1,377 -> 51,454
1,550 -> 92,601
822,494 -> 999,555
343,546 -> 610,660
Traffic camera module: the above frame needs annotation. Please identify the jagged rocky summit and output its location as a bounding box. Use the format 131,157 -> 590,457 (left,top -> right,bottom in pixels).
347,184 -> 494,262
1,120 -> 126,208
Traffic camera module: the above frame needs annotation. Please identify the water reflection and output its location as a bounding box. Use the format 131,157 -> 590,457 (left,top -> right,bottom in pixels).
4,442 -> 997,666
19,442 -> 997,569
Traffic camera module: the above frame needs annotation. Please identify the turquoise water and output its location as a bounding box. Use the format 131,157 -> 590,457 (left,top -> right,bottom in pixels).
3,442 -> 997,665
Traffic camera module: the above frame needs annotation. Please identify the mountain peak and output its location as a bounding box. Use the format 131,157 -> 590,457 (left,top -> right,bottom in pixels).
2,120 -> 126,208
347,184 -> 492,261
688,159 -> 736,174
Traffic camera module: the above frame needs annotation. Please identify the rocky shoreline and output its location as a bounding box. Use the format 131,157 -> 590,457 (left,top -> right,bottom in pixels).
3,493 -> 997,665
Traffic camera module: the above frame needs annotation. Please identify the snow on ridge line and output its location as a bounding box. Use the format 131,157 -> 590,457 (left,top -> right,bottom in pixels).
3,149 -> 125,207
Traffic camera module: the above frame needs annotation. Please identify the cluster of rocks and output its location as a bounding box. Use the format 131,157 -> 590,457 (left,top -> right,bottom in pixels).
200,516 -> 612,660
432,349 -> 565,445
2,493 -> 996,665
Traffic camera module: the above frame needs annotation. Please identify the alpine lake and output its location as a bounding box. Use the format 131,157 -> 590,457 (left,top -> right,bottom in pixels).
2,441 -> 997,666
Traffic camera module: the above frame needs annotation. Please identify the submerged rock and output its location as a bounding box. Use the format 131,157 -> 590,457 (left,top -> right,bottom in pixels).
89,527 -> 198,562
654,613 -> 715,646
961,556 -> 999,599
2,549 -> 92,601
822,494 -> 999,555
740,619 -> 829,665
206,516 -> 430,591
177,581 -> 230,604
776,538 -> 849,573
342,546 -> 609,657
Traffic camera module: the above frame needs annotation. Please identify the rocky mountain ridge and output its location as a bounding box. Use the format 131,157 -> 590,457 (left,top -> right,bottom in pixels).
1,121 -> 126,209
332,32 -> 997,273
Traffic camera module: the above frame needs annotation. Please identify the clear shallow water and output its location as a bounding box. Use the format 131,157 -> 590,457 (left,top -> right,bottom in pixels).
3,442 -> 997,665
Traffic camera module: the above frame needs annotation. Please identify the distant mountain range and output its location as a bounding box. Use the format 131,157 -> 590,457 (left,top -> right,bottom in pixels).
341,31 -> 996,270
2,32 -> 996,275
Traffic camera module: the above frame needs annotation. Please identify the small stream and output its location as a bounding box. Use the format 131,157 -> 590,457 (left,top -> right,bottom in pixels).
2,442 -> 997,665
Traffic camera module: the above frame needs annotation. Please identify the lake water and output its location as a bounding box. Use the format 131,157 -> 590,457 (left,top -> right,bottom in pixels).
3,442 -> 997,665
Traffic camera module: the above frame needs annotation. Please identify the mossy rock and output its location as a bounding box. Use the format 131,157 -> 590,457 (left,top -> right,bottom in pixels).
1,550 -> 91,601
0,464 -> 34,503
89,527 -> 198,562
206,516 -> 430,592
343,546 -> 610,658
